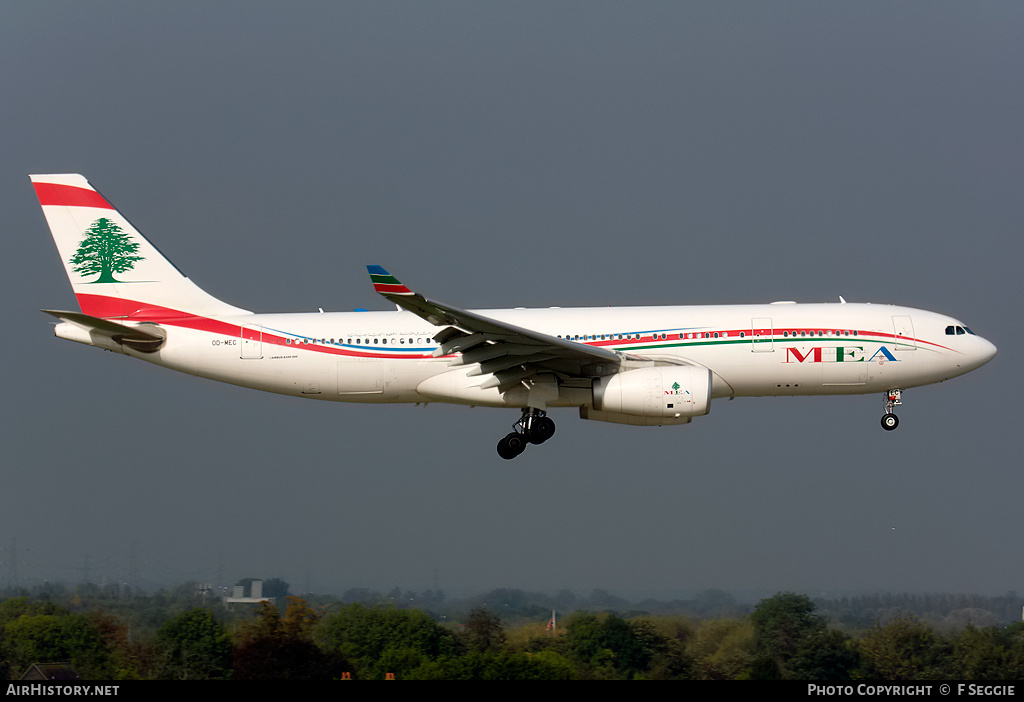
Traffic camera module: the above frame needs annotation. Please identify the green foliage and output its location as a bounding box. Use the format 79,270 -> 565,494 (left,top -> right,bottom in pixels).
155,608 -> 232,680
789,627 -> 860,680
562,612 -> 666,679
0,598 -> 69,624
1,610 -> 116,679
749,591 -> 840,679
858,616 -> 950,680
2,586 -> 1022,680
460,607 -> 507,653
410,650 -> 577,680
233,598 -> 346,680
315,603 -> 456,680
947,623 -> 1024,680
750,592 -> 824,653
687,617 -> 756,679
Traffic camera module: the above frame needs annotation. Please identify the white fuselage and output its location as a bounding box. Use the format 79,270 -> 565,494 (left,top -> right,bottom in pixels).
103,301 -> 995,409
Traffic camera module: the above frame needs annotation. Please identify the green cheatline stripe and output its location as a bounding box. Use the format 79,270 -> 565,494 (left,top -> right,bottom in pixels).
370,273 -> 402,285
623,339 -> 747,352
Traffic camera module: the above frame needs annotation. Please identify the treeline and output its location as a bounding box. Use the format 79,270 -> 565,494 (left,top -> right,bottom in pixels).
814,592 -> 1024,631
1,585 -> 1022,680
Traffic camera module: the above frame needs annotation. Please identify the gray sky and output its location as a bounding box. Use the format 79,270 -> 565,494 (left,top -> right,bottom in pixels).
2,2 -> 1021,601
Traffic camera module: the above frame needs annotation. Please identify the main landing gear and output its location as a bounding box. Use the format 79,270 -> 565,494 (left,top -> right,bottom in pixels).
881,389 -> 902,431
496,408 -> 556,460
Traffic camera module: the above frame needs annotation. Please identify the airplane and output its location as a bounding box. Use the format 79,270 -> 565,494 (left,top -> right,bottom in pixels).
32,173 -> 997,459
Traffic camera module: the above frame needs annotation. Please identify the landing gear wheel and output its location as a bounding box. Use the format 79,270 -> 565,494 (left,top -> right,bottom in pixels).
497,432 -> 527,460
498,408 -> 557,458
527,416 -> 556,445
881,389 -> 903,431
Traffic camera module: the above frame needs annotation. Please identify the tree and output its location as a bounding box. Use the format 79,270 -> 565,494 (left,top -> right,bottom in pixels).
563,612 -> 663,679
155,608 -> 231,680
948,624 -> 1024,680
68,218 -> 144,283
0,597 -> 64,625
1,612 -> 115,679
789,628 -> 860,680
637,617 -> 696,679
461,607 -> 506,653
81,610 -> 139,680
857,616 -> 950,680
748,592 -> 827,679
687,618 -> 756,680
409,650 -> 576,680
315,604 -> 455,680
233,598 -> 346,680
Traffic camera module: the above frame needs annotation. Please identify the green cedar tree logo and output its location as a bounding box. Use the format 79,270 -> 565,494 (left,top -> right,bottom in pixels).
69,218 -> 145,283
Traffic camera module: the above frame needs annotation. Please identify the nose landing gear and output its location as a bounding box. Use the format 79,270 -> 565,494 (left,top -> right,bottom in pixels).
496,408 -> 556,459
881,389 -> 902,431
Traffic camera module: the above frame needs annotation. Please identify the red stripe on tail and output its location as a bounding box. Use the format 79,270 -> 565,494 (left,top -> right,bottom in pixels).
33,183 -> 114,209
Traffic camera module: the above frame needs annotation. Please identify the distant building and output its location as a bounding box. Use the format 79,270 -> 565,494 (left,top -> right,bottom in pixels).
223,579 -> 273,608
19,663 -> 80,681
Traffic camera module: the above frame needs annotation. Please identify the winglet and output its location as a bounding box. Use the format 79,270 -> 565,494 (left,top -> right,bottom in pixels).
367,265 -> 414,296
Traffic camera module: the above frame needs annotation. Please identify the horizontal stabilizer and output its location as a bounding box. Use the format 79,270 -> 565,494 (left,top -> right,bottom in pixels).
42,309 -> 166,352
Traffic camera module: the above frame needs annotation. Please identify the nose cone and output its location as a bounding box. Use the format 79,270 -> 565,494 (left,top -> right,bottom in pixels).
976,336 -> 997,366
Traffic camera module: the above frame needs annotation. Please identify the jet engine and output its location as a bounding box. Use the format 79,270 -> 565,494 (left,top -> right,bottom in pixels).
583,365 -> 712,426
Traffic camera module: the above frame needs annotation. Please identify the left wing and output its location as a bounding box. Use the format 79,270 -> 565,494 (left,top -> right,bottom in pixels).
367,266 -> 633,393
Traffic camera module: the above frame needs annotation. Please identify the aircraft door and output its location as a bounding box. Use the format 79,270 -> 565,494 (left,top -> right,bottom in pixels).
751,318 -> 774,352
892,316 -> 916,350
240,325 -> 263,359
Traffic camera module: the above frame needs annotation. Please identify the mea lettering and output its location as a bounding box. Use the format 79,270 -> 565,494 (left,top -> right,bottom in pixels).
784,346 -> 897,364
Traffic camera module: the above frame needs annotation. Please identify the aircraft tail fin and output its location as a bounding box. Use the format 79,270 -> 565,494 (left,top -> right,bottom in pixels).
31,174 -> 250,320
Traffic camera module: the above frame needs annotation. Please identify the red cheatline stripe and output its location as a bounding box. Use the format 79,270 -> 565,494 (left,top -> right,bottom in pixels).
33,183 -> 114,209
76,294 -> 239,336
73,293 -> 440,360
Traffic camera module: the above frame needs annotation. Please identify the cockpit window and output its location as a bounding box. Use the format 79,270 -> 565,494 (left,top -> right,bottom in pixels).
945,325 -> 975,336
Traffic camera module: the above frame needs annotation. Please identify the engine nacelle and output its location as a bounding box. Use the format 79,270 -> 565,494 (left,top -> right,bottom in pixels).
590,365 -> 711,423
